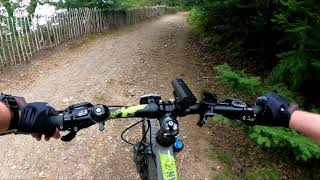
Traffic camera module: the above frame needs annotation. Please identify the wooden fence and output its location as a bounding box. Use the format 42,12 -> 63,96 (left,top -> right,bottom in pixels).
0,6 -> 178,67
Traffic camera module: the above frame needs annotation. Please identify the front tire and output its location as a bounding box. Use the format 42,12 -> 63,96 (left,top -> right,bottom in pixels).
141,119 -> 159,180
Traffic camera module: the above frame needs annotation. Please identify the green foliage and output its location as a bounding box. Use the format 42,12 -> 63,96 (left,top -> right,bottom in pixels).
187,8 -> 205,32
48,0 -> 180,10
268,0 -> 320,92
184,0 -> 320,101
249,126 -> 320,161
1,0 -> 16,17
215,150 -> 233,166
214,64 -> 296,101
245,167 -> 280,180
48,0 -> 114,9
212,114 -> 244,127
213,114 -> 320,161
213,64 -> 320,161
0,0 -> 42,17
214,64 -> 263,96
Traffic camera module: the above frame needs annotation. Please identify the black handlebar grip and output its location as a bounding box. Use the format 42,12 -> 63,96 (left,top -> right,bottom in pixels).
48,115 -> 64,130
254,105 -> 264,116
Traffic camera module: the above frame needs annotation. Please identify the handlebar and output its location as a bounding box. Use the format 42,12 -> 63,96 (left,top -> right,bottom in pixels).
48,79 -> 262,142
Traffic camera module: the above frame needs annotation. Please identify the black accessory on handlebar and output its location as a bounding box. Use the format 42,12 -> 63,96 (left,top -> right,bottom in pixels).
57,102 -> 110,141
140,93 -> 161,104
172,79 -> 196,114
197,92 -> 260,127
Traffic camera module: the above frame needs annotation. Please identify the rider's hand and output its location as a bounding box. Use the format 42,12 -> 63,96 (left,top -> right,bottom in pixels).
19,102 -> 60,140
255,92 -> 298,127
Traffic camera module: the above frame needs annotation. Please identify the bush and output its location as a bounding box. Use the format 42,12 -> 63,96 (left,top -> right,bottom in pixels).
214,64 -> 262,95
268,0 -> 320,92
184,0 -> 320,101
249,126 -> 320,161
213,63 -> 320,161
187,8 -> 206,33
214,64 -> 295,100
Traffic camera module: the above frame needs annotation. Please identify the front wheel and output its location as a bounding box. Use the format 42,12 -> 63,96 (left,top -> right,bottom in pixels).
139,119 -> 159,180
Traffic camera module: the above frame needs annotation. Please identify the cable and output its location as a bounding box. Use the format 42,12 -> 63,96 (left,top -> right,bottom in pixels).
135,119 -> 150,162
121,119 -> 145,146
138,119 -> 149,147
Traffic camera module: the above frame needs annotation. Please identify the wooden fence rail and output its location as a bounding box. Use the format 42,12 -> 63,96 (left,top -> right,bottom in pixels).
0,6 -> 179,67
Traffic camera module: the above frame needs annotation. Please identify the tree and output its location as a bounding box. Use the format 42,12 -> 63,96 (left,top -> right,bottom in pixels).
1,0 -> 17,17
48,0 -> 116,9
0,0 -> 41,18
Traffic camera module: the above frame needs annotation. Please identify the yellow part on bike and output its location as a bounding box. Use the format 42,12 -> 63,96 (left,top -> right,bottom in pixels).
109,104 -> 147,118
160,152 -> 178,180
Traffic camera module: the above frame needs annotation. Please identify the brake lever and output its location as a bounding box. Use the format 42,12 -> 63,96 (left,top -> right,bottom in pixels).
61,131 -> 77,142
197,114 -> 207,127
60,122 -> 95,142
197,91 -> 217,127
197,111 -> 215,127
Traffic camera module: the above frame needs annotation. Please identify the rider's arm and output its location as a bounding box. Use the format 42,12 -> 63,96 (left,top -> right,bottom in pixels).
0,102 -> 11,133
0,96 -> 60,140
255,93 -> 320,144
289,110 -> 320,144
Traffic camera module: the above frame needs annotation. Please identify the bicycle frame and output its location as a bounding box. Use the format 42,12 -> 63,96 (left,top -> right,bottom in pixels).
106,105 -> 180,179
154,141 -> 178,180
108,105 -> 179,179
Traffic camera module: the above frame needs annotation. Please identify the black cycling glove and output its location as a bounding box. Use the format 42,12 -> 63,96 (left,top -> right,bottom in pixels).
17,102 -> 59,136
255,92 -> 297,127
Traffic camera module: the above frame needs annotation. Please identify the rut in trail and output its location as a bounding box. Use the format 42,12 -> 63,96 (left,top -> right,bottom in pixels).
0,12 -> 216,179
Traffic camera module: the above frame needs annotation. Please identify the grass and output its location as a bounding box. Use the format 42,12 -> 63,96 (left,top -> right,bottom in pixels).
245,167 -> 280,180
215,151 -> 232,166
210,150 -> 237,179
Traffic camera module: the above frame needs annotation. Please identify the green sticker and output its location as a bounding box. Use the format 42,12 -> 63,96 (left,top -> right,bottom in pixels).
109,104 -> 147,118
160,152 -> 178,180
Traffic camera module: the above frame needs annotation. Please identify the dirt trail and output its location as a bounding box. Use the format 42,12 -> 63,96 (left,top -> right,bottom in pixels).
0,12 -> 215,179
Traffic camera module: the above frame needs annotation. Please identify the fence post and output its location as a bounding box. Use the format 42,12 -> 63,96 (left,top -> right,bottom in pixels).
32,15 -> 40,53
76,9 -> 82,37
10,17 -> 22,63
17,18 -> 28,62
36,15 -> 44,52
26,16 -> 36,55
73,9 -> 79,38
55,13 -> 61,44
52,14 -> 60,45
23,16 -> 32,58
76,9 -> 82,38
0,27 -> 8,65
72,9 -> 76,39
45,16 -> 52,48
0,49 -> 4,68
66,10 -> 71,40
6,18 -> 16,64
59,13 -> 65,43
62,12 -> 68,41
